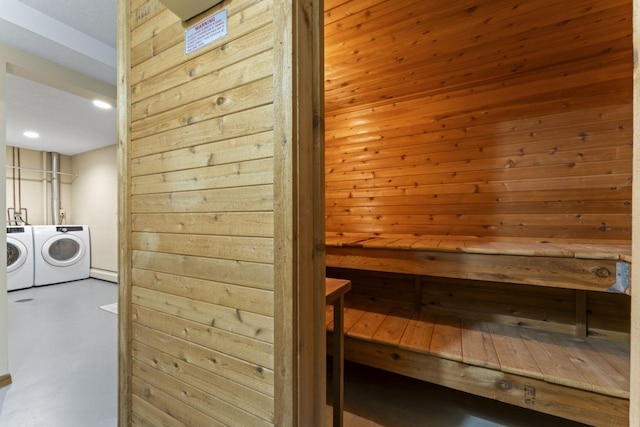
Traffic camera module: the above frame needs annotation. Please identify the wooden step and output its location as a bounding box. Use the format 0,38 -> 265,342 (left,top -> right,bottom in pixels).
327,298 -> 630,399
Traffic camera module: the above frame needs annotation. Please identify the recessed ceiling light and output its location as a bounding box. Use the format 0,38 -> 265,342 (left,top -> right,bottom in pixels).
23,131 -> 40,139
93,99 -> 112,109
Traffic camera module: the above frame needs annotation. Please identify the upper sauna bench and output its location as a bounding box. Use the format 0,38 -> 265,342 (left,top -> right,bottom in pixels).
325,234 -> 632,294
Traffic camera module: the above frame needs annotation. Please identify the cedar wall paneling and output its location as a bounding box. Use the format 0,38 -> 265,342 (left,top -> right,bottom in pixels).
125,1 -> 277,425
324,0 -> 633,240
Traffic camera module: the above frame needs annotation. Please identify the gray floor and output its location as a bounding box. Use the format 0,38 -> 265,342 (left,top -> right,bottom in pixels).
0,279 -> 118,427
0,279 -> 585,427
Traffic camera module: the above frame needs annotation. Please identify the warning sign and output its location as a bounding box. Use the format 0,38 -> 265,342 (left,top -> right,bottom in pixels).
185,9 -> 228,55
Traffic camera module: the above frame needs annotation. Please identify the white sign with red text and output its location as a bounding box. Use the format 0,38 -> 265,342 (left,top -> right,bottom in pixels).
185,9 -> 228,55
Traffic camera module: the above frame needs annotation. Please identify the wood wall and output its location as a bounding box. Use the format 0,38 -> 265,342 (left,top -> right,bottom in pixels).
324,0 -> 633,240
121,0 -> 279,425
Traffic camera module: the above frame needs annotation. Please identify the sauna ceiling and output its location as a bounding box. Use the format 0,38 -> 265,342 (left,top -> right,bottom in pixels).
324,0 -> 633,239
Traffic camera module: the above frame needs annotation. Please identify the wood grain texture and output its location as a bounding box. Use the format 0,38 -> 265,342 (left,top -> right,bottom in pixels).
632,3 -> 640,424
324,0 -> 632,241
326,246 -> 621,292
332,296 -> 630,398
122,0 -> 279,424
339,336 -> 629,426
460,320 -> 500,370
117,0 -> 133,425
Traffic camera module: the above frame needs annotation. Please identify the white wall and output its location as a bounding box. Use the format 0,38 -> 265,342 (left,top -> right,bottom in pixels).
5,147 -> 72,226
70,144 -> 118,281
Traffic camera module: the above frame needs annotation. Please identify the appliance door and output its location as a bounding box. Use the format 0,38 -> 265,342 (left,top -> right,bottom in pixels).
7,238 -> 28,272
41,234 -> 86,267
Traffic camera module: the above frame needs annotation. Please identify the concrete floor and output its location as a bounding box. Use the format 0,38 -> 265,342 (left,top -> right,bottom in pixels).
0,279 -> 585,426
0,279 -> 118,427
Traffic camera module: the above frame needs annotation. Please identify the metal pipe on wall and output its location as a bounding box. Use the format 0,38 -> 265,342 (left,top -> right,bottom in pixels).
51,152 -> 60,226
42,151 -> 48,224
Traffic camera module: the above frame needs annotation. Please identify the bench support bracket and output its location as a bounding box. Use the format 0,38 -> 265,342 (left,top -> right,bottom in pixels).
607,262 -> 630,294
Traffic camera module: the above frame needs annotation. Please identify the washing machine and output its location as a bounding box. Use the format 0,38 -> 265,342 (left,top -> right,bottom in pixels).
7,226 -> 34,291
33,225 -> 90,286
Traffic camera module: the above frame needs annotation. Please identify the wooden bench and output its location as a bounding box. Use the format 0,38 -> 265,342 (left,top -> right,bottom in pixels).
325,234 -> 631,426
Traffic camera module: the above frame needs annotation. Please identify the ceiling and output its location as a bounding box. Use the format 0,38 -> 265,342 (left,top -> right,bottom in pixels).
0,0 -> 118,156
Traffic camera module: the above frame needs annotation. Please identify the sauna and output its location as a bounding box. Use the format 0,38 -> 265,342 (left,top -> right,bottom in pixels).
323,0 -> 632,425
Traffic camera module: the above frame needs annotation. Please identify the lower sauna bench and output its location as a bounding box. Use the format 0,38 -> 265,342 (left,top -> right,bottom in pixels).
326,298 -> 630,426
324,235 -> 631,426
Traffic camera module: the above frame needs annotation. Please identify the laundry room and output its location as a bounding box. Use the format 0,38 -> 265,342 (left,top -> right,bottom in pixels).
0,23 -> 120,423
5,75 -> 119,287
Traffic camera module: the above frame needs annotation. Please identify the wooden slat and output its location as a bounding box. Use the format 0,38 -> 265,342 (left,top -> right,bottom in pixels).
460,320 -> 500,370
131,184 -> 273,214
325,105 -> 630,158
133,323 -> 274,397
131,131 -> 274,177
132,27 -> 274,113
133,340 -> 274,422
132,232 -> 273,263
133,359 -> 272,426
429,316 -> 463,362
132,286 -> 274,343
132,394 -> 186,427
371,307 -> 412,345
326,246 -> 621,292
131,104 -> 274,159
132,377 -> 224,426
518,328 -> 590,391
488,323 -> 543,379
131,212 -> 274,238
132,250 -> 274,290
133,304 -> 274,369
131,8 -> 179,51
132,268 -> 274,317
131,76 -> 274,141
399,311 -> 435,355
588,338 -> 631,379
550,334 -> 630,398
131,0 -> 164,29
341,300 -> 373,331
347,302 -> 392,340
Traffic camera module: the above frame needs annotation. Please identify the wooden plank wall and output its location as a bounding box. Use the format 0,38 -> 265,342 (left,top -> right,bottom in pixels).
324,0 -> 633,240
123,0 -> 277,425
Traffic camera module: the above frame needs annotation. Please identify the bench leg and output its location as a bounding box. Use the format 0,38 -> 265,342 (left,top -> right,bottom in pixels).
333,296 -> 344,427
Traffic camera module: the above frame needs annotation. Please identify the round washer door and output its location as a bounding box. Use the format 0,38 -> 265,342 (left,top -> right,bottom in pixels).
41,234 -> 86,267
7,238 -> 28,273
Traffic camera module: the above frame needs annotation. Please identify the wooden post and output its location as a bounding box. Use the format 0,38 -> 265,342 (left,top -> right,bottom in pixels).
575,290 -> 587,337
116,0 -> 131,425
414,275 -> 422,312
274,0 -> 324,425
631,1 -> 640,425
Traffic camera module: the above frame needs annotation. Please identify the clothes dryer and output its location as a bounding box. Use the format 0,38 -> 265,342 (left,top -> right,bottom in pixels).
33,225 -> 90,286
7,226 -> 34,291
